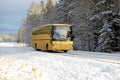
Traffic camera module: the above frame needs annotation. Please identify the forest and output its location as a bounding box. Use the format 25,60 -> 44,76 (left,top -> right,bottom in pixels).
18,0 -> 120,53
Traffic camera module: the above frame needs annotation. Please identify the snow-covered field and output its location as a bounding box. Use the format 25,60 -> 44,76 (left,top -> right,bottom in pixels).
0,42 -> 120,80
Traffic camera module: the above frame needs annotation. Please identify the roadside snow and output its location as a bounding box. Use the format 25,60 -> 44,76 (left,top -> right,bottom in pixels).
0,42 -> 15,47
0,57 -> 43,80
0,42 -> 120,80
68,51 -> 120,64
0,42 -> 28,47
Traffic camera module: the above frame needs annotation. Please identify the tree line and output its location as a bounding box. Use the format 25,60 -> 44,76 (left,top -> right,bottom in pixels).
0,34 -> 17,42
18,0 -> 120,52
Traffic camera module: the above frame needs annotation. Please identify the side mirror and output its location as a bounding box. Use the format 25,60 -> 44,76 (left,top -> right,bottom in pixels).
71,34 -> 75,40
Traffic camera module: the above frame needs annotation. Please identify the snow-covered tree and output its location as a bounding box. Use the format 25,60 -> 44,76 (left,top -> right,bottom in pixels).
0,34 -> 17,42
22,1 -> 45,45
91,0 -> 120,52
40,0 -> 55,24
17,27 -> 24,43
46,0 -> 54,11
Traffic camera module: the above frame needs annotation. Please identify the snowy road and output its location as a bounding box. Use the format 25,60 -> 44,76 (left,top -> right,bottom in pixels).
0,42 -> 120,80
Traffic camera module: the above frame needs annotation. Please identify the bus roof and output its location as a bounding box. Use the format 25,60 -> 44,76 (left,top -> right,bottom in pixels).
33,24 -> 72,32
51,24 -> 71,27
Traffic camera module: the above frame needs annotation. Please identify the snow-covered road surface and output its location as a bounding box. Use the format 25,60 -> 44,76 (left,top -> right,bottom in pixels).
0,42 -> 120,80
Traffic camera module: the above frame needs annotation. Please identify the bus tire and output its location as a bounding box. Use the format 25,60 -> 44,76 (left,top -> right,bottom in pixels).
35,44 -> 38,50
46,44 -> 48,51
64,50 -> 67,53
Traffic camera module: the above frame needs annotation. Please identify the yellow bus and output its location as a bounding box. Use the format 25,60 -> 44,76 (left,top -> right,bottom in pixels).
32,24 -> 73,52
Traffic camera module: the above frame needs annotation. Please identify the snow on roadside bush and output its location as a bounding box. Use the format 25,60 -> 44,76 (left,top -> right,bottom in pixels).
14,43 -> 28,47
0,42 -> 15,47
0,57 -> 42,80
0,42 -> 28,47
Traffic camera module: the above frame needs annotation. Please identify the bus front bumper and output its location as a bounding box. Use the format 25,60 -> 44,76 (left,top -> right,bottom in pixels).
52,41 -> 73,51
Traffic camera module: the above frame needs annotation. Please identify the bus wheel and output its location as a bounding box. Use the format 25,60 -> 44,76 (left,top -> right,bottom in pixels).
64,50 -> 67,53
46,44 -> 48,51
35,44 -> 38,50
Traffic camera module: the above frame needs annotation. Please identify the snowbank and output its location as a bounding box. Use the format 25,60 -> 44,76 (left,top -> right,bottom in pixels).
0,55 -> 120,80
0,57 -> 42,80
0,42 -> 28,47
0,42 -> 15,47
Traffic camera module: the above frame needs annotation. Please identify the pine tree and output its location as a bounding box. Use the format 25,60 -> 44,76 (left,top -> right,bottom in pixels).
22,1 -> 46,45
39,1 -> 45,15
40,0 -> 55,24
17,27 -> 23,43
91,0 -> 120,52
28,2 -> 37,16
46,0 -> 54,12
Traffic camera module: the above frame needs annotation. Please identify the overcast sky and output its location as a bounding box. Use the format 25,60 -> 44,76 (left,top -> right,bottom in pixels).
0,0 -> 57,34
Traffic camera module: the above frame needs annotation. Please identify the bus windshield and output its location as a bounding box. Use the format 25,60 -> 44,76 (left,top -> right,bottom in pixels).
53,26 -> 72,40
